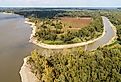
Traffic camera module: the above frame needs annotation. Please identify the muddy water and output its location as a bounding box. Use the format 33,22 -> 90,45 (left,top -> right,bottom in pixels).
0,13 -> 36,82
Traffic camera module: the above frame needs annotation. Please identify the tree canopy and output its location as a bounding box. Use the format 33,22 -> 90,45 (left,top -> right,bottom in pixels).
28,44 -> 121,82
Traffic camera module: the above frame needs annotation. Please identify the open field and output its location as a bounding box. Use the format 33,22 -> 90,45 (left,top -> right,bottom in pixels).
59,17 -> 92,31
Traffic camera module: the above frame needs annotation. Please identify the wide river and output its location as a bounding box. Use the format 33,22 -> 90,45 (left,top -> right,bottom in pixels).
0,13 -> 116,82
0,13 -> 37,82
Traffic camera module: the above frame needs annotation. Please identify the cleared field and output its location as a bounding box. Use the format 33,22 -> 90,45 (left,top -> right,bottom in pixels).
59,17 -> 92,31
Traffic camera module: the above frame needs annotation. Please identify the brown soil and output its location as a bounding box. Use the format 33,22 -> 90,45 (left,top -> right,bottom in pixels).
60,17 -> 92,31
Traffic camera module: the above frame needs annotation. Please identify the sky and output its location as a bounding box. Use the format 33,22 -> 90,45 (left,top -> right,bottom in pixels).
0,0 -> 121,7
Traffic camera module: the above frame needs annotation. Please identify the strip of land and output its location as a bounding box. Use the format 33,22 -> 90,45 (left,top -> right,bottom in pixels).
19,57 -> 39,82
26,16 -> 116,50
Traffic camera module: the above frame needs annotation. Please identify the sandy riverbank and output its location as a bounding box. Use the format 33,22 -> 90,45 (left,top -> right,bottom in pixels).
19,19 -> 40,82
1,12 -> 14,15
24,18 -> 36,41
19,57 -> 39,82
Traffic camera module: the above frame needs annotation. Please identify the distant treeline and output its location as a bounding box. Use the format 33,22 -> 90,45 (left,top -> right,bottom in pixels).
14,11 -> 65,18
14,10 -> 101,19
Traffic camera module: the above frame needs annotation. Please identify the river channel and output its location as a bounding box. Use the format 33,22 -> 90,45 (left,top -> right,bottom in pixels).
0,13 -> 37,82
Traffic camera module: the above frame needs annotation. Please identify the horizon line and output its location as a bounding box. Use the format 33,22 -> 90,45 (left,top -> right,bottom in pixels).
0,6 -> 121,8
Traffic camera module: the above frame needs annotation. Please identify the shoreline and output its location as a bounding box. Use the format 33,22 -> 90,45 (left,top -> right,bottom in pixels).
19,57 -> 39,82
1,12 -> 14,15
24,18 -> 36,41
20,19 -> 40,82
25,17 -> 108,50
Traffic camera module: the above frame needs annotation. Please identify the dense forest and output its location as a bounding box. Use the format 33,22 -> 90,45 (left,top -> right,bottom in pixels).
28,44 -> 121,82
25,9 -> 121,82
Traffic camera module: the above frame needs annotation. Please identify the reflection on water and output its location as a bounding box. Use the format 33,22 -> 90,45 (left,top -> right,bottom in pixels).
0,13 -> 36,82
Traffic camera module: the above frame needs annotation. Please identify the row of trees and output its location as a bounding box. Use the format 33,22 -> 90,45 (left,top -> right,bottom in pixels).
15,10 -> 65,19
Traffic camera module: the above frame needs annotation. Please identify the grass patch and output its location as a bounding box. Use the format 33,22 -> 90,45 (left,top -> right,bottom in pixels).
43,40 -> 64,45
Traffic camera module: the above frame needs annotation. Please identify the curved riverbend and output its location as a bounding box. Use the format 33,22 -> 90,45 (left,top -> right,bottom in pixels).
86,16 -> 117,50
28,16 -> 116,50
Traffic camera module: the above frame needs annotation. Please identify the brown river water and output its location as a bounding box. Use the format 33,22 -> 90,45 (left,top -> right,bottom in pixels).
0,13 -> 37,82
